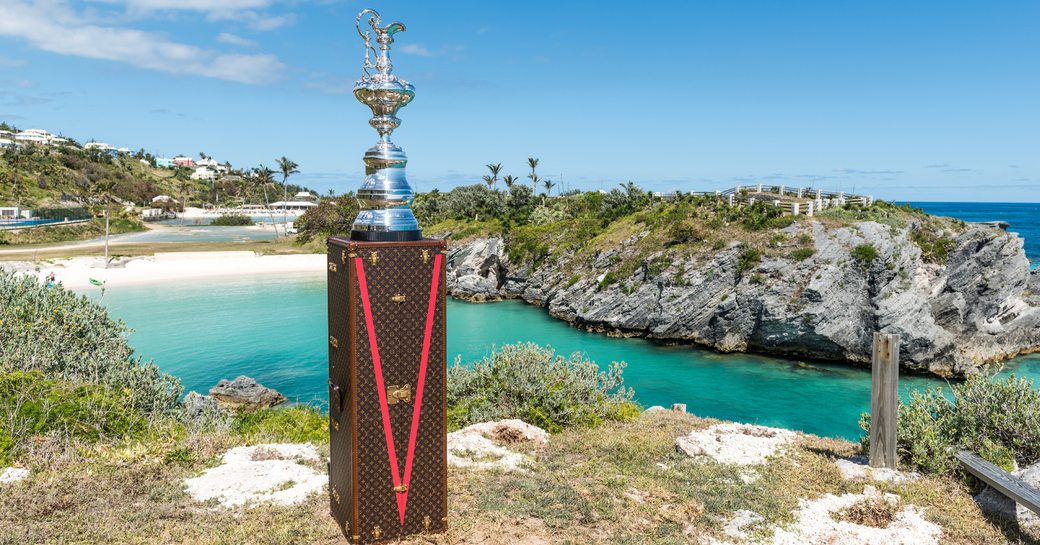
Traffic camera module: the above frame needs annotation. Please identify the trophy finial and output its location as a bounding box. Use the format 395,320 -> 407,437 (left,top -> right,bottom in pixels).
349,8 -> 421,242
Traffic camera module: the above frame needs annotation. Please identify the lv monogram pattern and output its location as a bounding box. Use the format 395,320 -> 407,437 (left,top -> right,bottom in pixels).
328,239 -> 447,544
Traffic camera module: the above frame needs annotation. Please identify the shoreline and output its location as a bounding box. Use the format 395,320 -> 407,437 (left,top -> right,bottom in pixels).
3,251 -> 326,290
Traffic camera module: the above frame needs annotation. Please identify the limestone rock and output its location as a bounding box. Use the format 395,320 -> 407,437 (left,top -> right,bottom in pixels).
180,391 -> 229,423
183,443 -> 325,508
0,467 -> 29,484
835,455 -> 918,483
447,419 -> 548,471
675,423 -> 798,466
444,222 -> 1040,377
209,376 -> 286,412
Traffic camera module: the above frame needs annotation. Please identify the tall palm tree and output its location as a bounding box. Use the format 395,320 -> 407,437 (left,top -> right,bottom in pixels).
482,175 -> 495,189
254,166 -> 278,233
542,179 -> 556,204
527,157 -> 539,191
277,156 -> 299,229
502,174 -> 518,190
486,163 -> 502,190
93,180 -> 116,267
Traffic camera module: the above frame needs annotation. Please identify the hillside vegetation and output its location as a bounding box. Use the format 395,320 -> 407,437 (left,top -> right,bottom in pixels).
300,183 -> 966,274
0,143 -> 312,210
0,271 -> 1035,544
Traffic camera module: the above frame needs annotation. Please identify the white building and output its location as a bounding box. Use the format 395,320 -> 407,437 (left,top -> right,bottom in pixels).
190,167 -> 216,181
268,199 -> 318,213
15,129 -> 54,146
152,195 -> 175,203
196,158 -> 219,168
85,142 -> 116,152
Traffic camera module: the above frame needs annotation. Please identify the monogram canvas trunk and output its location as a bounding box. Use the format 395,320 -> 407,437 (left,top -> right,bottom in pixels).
327,237 -> 448,544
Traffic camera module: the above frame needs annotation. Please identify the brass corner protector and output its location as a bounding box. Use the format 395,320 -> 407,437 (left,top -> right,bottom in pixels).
371,525 -> 382,540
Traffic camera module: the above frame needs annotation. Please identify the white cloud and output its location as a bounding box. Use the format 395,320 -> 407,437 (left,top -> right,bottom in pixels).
398,44 -> 433,57
218,33 -> 257,47
0,55 -> 26,67
0,1 -> 285,84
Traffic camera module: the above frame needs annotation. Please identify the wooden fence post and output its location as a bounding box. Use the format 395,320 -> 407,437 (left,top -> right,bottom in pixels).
870,332 -> 900,469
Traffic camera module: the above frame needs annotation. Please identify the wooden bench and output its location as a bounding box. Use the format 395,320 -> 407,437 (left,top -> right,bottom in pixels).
955,449 -> 1040,516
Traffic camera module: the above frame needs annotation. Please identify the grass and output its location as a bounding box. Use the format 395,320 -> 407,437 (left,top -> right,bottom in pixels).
0,216 -> 145,246
0,411 -> 1025,545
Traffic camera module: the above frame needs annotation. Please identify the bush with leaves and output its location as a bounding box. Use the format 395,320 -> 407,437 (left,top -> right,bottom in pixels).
210,213 -> 253,226
859,372 -> 1040,474
447,343 -> 638,433
0,270 -> 182,414
293,194 -> 360,244
0,370 -> 146,464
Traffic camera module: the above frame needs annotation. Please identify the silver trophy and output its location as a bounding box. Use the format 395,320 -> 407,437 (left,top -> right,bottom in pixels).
350,9 -> 421,241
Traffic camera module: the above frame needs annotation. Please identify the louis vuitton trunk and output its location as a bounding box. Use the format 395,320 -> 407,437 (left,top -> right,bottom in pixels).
327,237 -> 448,544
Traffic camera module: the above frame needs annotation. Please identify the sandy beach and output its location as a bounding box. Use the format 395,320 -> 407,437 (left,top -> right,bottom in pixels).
3,251 -> 326,290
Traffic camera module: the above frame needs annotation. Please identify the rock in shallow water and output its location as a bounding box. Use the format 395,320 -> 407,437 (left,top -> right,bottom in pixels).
209,376 -> 286,412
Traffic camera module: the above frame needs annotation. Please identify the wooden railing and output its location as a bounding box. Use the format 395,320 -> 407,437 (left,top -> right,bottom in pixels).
659,184 -> 874,217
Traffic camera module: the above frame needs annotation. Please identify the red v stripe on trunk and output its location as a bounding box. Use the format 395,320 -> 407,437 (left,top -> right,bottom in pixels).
355,252 -> 442,526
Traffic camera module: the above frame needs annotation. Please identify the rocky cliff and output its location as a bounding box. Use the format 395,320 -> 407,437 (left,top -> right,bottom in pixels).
444,221 -> 1040,376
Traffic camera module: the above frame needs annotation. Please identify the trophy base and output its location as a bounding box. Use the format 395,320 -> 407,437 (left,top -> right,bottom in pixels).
350,229 -> 423,242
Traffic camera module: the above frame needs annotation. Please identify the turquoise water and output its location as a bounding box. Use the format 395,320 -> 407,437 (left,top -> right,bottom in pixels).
90,274 -> 1040,440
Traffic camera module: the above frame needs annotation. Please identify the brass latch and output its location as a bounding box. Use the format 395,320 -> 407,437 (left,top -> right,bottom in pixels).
391,294 -> 406,304
329,336 -> 339,349
368,251 -> 379,265
386,385 -> 411,405
393,483 -> 408,493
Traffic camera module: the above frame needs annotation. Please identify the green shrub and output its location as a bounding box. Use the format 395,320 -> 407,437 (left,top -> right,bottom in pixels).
210,214 -> 253,226
738,247 -> 761,272
790,248 -> 815,261
447,343 -> 637,433
599,271 -> 619,289
233,405 -> 329,444
0,270 -> 182,414
0,427 -> 13,466
851,243 -> 879,265
860,373 -> 1040,474
910,230 -> 956,264
750,273 -> 766,284
667,221 -> 705,245
294,195 -> 360,244
0,371 -> 146,461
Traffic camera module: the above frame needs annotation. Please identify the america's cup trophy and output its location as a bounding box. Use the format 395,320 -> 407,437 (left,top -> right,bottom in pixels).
350,8 -> 420,241
327,9 -> 448,544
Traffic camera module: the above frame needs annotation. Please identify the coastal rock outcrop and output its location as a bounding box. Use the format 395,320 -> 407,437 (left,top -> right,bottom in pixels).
444,223 -> 1040,376
209,376 -> 286,412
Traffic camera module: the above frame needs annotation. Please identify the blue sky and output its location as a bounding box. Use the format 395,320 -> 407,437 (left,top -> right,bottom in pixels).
0,1 -> 1036,201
